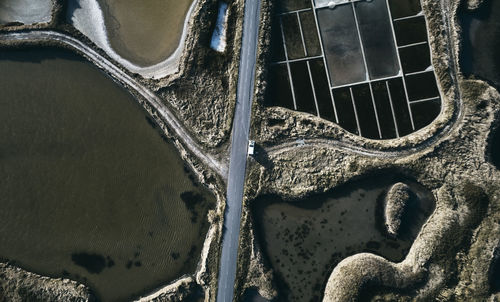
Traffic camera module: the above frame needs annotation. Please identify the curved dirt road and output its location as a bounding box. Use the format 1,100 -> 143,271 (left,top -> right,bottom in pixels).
265,0 -> 464,160
0,30 -> 227,178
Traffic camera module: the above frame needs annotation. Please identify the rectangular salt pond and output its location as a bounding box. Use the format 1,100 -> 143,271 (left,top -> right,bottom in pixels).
355,0 -> 400,79
282,13 -> 306,59
278,0 -> 311,12
388,0 -> 422,19
317,0 -> 400,87
314,0 -> 350,8
267,64 -> 295,110
317,4 -> 366,86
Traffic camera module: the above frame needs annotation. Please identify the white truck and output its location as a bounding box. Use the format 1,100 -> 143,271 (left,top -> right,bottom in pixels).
248,140 -> 255,156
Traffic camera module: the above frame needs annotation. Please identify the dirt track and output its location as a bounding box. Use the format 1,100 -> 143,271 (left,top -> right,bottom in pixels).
0,30 -> 228,179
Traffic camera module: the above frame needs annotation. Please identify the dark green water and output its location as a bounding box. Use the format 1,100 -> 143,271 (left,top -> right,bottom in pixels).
460,0 -> 500,88
243,288 -> 270,302
0,48 -> 215,302
459,0 -> 500,170
252,173 -> 435,302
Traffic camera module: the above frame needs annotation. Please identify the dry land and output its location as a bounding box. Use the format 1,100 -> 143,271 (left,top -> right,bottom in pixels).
235,0 -> 500,301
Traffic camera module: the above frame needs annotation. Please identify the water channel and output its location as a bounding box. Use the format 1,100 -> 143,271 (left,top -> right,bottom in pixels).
490,124 -> 500,170
0,47 -> 215,301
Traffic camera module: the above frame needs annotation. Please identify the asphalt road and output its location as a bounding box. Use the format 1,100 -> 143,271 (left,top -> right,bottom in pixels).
216,0 -> 261,301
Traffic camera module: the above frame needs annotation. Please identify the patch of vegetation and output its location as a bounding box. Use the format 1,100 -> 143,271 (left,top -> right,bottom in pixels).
180,191 -> 206,223
462,182 -> 489,227
71,253 -> 113,274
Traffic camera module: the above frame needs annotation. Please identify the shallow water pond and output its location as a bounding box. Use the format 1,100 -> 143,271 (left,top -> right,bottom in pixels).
98,0 -> 193,66
0,48 -> 215,302
252,174 -> 435,302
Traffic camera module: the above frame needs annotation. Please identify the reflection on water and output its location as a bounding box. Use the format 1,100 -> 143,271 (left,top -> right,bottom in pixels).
460,0 -> 500,88
0,48 -> 215,302
252,174 -> 434,302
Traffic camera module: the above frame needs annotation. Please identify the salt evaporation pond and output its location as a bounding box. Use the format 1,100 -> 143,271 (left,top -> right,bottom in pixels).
97,0 -> 193,66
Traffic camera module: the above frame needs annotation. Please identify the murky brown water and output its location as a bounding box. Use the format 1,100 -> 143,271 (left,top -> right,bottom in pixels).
97,0 -> 193,66
252,173 -> 435,302
0,47 -> 215,302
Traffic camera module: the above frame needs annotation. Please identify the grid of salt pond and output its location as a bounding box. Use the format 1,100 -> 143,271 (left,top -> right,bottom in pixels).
266,0 -> 442,139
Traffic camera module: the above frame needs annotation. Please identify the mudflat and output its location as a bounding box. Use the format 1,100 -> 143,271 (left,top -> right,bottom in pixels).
98,0 -> 193,66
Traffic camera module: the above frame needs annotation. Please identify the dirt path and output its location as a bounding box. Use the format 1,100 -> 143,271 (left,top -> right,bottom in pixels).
0,30 -> 228,179
265,0 -> 464,161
